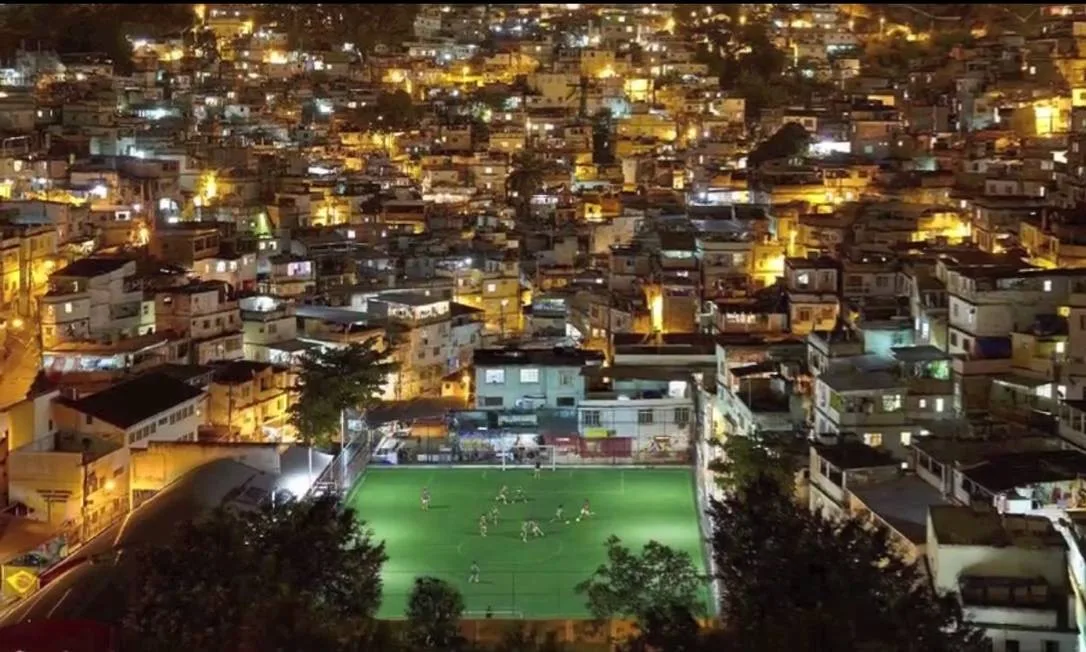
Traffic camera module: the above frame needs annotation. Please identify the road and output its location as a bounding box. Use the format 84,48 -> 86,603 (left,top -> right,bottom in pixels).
0,321 -> 40,409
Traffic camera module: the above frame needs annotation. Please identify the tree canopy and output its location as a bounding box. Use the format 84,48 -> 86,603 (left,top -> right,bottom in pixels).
0,5 -> 195,74
123,495 -> 389,652
747,122 -> 812,171
708,431 -> 799,496
346,90 -> 418,132
709,474 -> 987,652
260,5 -> 419,53
575,535 -> 705,622
291,338 -> 394,450
405,577 -> 466,650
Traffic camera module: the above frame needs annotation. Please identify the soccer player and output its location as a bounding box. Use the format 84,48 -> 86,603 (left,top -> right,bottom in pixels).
479,514 -> 488,538
496,485 -> 509,504
530,520 -> 545,538
513,487 -> 526,503
520,520 -> 529,543
469,561 -> 480,584
489,505 -> 500,524
533,460 -> 541,479
577,499 -> 592,521
552,504 -> 565,522
420,487 -> 431,511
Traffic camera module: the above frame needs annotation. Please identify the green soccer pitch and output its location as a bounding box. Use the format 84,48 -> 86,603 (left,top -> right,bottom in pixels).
346,466 -> 712,620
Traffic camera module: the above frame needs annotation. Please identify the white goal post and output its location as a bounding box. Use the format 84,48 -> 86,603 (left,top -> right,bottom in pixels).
500,445 -> 557,472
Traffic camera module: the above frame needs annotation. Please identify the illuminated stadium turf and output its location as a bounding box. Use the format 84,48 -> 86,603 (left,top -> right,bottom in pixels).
346,467 -> 711,619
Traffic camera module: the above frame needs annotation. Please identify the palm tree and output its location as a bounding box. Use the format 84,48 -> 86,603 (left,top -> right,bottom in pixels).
505,149 -> 554,220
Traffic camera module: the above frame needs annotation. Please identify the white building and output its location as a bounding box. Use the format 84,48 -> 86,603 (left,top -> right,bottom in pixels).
40,257 -> 154,348
155,281 -> 243,364
927,506 -> 1078,652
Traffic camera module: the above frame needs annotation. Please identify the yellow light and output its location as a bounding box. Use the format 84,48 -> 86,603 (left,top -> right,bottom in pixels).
649,291 -> 663,333
200,171 -> 218,202
105,479 -> 116,492
461,65 -> 470,76
265,51 -> 288,65
597,65 -> 616,79
11,318 -> 23,330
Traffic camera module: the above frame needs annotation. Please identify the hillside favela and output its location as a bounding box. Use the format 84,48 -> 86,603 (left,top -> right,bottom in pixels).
0,3 -> 1085,652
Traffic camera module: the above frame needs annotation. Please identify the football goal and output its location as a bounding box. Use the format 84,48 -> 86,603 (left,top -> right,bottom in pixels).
500,445 -> 557,472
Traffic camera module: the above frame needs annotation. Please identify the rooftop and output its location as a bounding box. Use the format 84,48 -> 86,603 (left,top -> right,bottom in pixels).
928,505 -> 1062,548
58,372 -> 205,430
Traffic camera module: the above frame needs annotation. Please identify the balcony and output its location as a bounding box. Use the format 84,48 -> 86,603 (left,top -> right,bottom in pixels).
905,377 -> 953,396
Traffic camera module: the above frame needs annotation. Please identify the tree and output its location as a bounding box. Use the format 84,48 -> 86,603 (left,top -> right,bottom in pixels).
708,432 -> 798,496
123,495 -> 390,652
291,338 -> 394,450
347,90 -> 417,132
505,149 -> 558,220
405,577 -> 466,650
575,535 -> 704,622
747,122 -> 811,172
591,108 -> 615,166
710,475 -> 988,652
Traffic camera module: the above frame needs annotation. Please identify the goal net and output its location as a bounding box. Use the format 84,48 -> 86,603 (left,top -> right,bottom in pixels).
500,445 -> 557,472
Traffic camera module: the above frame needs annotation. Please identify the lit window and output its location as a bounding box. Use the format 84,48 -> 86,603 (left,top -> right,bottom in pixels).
935,397 -> 945,412
485,282 -> 497,293
64,302 -> 72,314
864,432 -> 883,447
918,398 -> 928,409
881,395 -> 902,411
1057,341 -> 1067,354
797,272 -> 810,285
901,431 -> 912,446
484,369 -> 505,384
519,368 -> 539,383
1044,279 -> 1053,292
216,261 -> 226,273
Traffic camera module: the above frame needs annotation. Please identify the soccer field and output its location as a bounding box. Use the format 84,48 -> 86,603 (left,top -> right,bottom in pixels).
346,466 -> 711,619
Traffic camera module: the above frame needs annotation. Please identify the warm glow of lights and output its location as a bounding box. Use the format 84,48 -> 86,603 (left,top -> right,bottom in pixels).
264,50 -> 288,65
649,290 -> 663,333
136,224 -> 151,246
597,65 -> 616,79
200,171 -> 218,202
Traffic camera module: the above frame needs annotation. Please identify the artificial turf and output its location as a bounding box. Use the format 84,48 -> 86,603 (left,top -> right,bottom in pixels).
347,466 -> 711,620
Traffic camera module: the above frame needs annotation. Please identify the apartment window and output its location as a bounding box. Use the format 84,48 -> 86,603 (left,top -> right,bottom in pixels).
797,309 -> 811,322
582,410 -> 601,427
863,432 -> 883,447
519,368 -> 540,383
1043,279 -> 1053,292
1042,641 -> 1058,652
882,395 -> 902,412
1005,641 -> 1020,652
556,397 -> 575,407
674,407 -> 691,424
638,409 -> 654,425
64,302 -> 72,314
482,396 -> 503,407
559,372 -> 574,386
918,398 -> 928,409
935,397 -> 945,412
901,431 -> 912,446
1057,341 -> 1066,354
796,272 -> 810,286
485,282 -> 497,293
484,369 -> 505,384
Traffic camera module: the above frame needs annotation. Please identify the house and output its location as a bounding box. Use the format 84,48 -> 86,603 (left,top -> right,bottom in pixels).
208,360 -> 293,441
473,347 -> 604,411
155,281 -> 243,364
40,257 -> 153,348
927,506 -> 1078,652
8,372 -> 206,535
